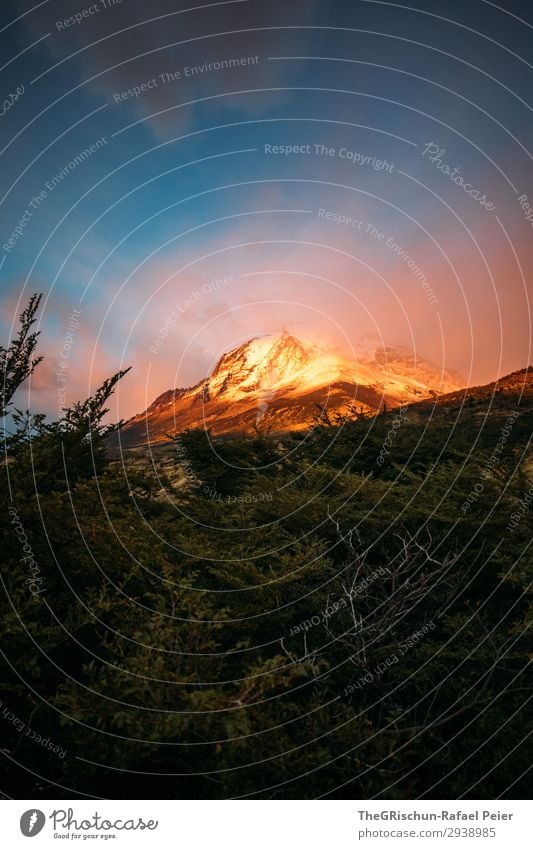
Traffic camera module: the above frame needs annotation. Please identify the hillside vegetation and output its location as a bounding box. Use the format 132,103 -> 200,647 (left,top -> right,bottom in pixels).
1,298 -> 531,799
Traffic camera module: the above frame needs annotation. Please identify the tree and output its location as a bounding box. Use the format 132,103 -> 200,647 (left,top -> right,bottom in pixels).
1,293 -> 42,418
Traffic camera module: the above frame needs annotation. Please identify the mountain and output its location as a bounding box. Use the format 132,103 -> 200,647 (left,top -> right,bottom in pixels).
111,333 -> 465,447
409,365 -> 533,410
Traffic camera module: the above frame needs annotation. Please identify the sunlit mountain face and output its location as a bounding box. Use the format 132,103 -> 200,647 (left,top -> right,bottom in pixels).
112,332 -> 464,446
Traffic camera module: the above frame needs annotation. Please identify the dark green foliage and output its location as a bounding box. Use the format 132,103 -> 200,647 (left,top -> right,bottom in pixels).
0,293 -> 42,418
0,299 -> 531,799
175,428 -> 279,497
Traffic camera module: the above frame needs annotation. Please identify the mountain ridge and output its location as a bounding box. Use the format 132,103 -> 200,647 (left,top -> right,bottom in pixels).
111,333 -> 468,447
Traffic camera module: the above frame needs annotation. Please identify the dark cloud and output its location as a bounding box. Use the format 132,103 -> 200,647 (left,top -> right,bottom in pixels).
11,0 -> 320,136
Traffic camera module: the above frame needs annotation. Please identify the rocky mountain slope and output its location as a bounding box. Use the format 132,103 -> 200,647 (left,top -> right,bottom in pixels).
111,332 -> 465,447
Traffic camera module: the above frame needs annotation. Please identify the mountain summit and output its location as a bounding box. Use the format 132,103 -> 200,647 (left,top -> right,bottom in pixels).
114,333 -> 464,446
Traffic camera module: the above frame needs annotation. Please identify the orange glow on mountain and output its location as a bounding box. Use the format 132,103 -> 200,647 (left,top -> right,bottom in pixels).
112,333 -> 464,447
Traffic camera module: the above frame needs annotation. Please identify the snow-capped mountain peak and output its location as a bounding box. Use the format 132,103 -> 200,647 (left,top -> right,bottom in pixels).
115,332 -> 464,445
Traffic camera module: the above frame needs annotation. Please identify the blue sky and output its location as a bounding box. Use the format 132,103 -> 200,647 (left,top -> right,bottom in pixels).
1,0 -> 532,418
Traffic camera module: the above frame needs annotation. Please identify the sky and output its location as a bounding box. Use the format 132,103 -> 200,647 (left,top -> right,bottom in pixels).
1,0 -> 532,421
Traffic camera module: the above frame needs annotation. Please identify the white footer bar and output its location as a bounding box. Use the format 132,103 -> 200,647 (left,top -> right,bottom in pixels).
2,799 -> 530,848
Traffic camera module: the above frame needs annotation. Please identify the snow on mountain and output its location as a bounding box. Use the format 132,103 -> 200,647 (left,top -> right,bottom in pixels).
112,332 -> 465,446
